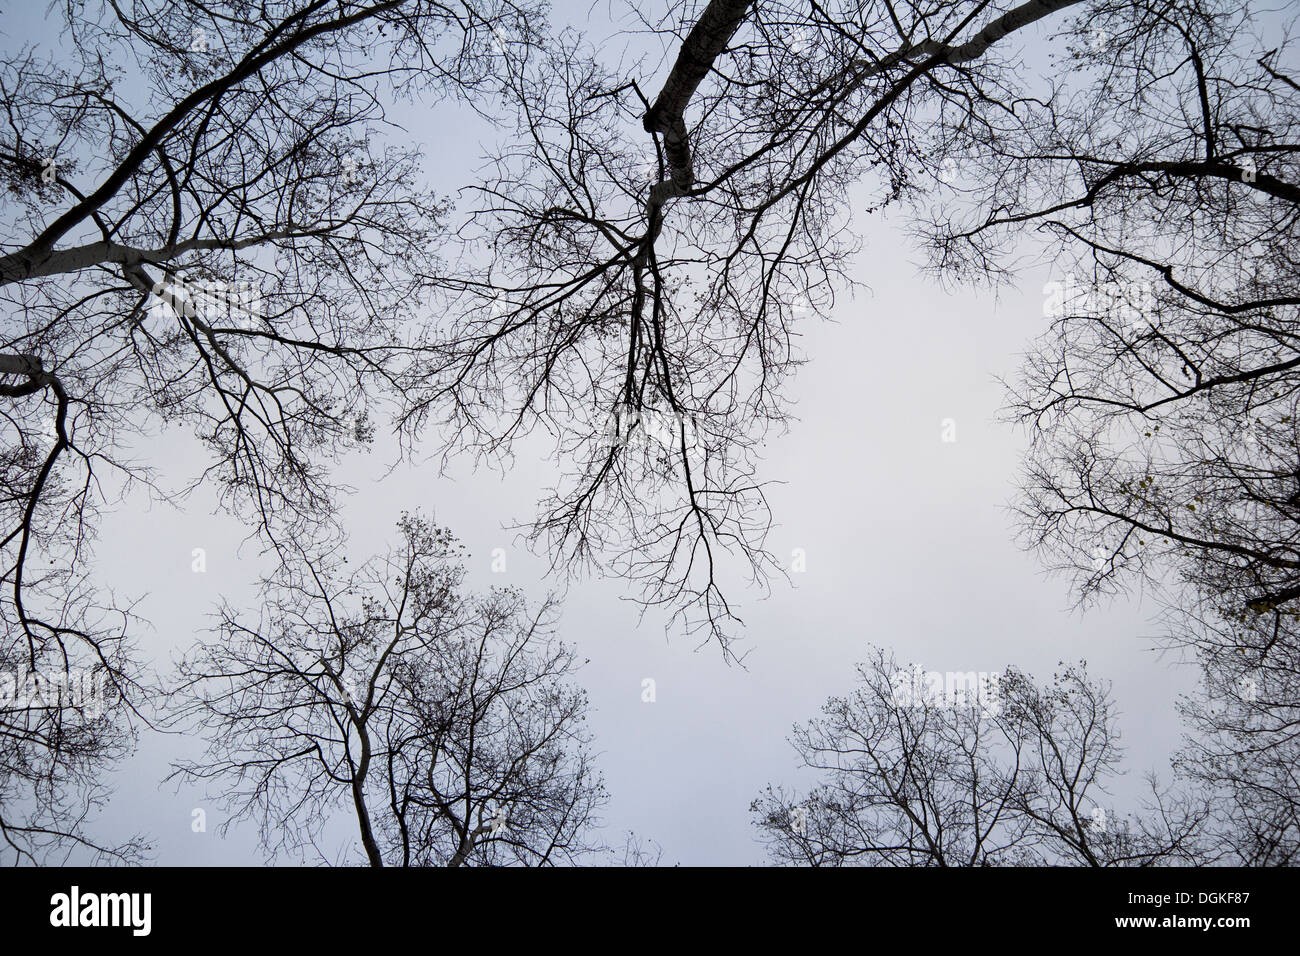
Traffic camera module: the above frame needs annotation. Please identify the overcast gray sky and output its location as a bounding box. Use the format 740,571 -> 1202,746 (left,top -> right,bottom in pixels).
6,0 -> 1199,865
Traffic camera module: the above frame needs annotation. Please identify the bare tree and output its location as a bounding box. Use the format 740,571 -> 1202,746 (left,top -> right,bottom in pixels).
898,1 -> 1300,855
410,0 -> 1093,654
0,624 -> 149,864
611,829 -> 669,866
168,512 -> 606,866
751,647 -> 1210,866
0,0 -> 537,860
931,1 -> 1300,628
1171,601 -> 1300,866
